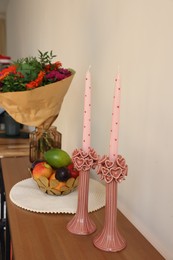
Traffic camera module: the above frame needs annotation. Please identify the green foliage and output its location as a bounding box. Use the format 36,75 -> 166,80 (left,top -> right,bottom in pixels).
12,51 -> 56,83
38,50 -> 56,67
14,55 -> 42,83
2,73 -> 26,92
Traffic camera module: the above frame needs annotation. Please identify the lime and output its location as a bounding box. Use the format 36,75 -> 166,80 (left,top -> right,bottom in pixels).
44,148 -> 72,168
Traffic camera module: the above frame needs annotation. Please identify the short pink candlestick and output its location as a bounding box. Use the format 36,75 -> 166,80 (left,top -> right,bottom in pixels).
67,68 -> 97,235
93,75 -> 128,251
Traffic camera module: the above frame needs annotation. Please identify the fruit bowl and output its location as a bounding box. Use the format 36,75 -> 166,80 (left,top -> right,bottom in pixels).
34,175 -> 79,196
30,148 -> 79,196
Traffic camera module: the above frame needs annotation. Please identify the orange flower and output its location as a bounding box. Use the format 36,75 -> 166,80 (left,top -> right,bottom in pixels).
44,61 -> 62,72
26,71 -> 45,90
0,65 -> 17,80
54,61 -> 62,69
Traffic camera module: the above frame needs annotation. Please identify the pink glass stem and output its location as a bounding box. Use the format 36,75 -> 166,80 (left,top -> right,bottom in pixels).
93,181 -> 126,252
67,170 -> 96,235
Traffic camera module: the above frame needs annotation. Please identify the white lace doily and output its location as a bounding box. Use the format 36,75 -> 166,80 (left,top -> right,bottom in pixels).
10,178 -> 105,214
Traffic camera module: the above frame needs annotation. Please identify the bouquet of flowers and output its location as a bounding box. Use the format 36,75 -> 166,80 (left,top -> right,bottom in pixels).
0,51 -> 75,161
0,50 -> 75,129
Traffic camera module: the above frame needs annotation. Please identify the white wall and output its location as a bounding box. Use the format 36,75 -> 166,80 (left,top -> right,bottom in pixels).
0,0 -> 8,14
6,0 -> 173,259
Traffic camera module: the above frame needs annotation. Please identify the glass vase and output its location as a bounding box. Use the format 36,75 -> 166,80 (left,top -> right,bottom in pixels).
29,126 -> 61,163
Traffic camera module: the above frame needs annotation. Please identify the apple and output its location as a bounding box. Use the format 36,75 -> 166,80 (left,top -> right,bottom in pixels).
70,169 -> 79,179
32,162 -> 53,180
31,159 -> 46,171
67,163 -> 79,179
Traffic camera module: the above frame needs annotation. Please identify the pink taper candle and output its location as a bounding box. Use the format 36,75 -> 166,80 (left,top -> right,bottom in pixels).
82,67 -> 91,152
109,74 -> 121,161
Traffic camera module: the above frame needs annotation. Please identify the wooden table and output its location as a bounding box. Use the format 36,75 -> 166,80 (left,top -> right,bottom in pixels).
1,156 -> 164,260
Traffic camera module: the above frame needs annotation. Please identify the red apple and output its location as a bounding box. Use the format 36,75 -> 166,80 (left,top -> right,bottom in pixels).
67,163 -> 79,179
32,162 -> 53,180
70,169 -> 79,178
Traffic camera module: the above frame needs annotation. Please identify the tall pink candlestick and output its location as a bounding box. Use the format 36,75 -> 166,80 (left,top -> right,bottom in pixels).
109,74 -> 121,160
82,67 -> 91,152
67,67 -> 96,235
93,74 -> 127,252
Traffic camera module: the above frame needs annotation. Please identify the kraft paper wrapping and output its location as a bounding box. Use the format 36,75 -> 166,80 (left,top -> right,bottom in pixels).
0,69 -> 75,129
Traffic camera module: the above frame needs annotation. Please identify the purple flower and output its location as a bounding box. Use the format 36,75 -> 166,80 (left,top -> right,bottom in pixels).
58,68 -> 71,77
45,68 -> 71,83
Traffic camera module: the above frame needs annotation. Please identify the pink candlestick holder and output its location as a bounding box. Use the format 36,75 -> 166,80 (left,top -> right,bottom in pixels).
67,147 -> 99,235
93,155 -> 128,252
67,169 -> 96,235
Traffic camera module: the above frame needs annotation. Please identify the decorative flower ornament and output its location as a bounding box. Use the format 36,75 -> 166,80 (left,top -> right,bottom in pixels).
96,155 -> 128,183
72,147 -> 99,172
